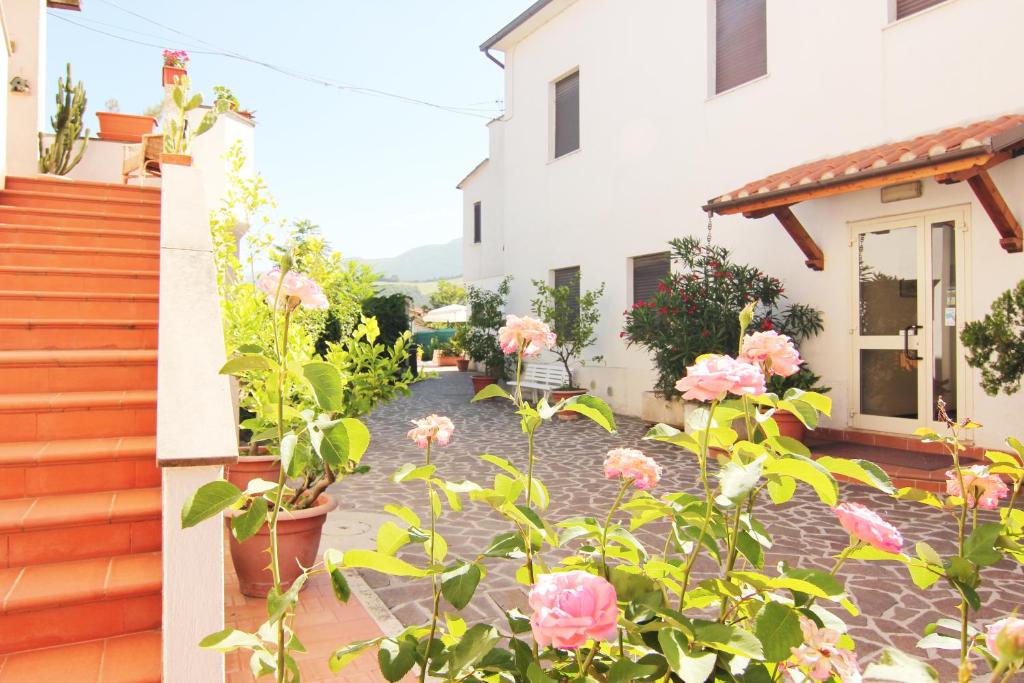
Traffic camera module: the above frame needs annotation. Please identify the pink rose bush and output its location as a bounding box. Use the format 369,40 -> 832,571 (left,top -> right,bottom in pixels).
945,464 -> 1008,509
832,501 -> 903,554
674,353 -> 766,401
257,268 -> 329,310
498,314 -> 556,357
603,448 -> 661,490
788,616 -> 862,682
528,571 -> 618,649
740,330 -> 802,377
986,617 -> 1024,663
406,414 -> 454,448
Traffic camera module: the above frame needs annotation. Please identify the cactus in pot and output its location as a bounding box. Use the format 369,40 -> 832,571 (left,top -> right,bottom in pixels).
38,63 -> 89,175
162,76 -> 221,160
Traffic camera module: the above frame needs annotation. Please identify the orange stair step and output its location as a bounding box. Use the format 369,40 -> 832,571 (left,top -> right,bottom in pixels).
0,206 -> 159,231
0,319 -> 158,351
0,265 -> 158,294
4,175 -> 160,202
0,349 -> 157,394
0,629 -> 161,683
0,291 -> 159,321
0,243 -> 159,270
0,222 -> 159,250
0,190 -> 161,218
0,389 -> 156,440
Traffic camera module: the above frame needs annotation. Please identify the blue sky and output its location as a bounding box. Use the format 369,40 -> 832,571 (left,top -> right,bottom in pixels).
46,1 -> 532,259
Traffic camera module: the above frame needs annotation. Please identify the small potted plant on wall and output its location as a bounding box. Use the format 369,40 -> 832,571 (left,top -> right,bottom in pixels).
532,273 -> 605,419
96,98 -> 158,143
161,76 -> 220,166
464,277 -> 511,391
162,49 -> 188,86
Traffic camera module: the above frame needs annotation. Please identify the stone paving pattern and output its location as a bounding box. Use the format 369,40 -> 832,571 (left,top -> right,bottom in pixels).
328,372 -> 1023,679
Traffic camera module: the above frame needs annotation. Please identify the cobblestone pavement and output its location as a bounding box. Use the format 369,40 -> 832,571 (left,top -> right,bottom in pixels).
327,372 -> 1023,678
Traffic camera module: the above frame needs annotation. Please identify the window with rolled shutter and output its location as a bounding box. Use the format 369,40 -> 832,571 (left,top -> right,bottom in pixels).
715,0 -> 767,94
473,202 -> 482,243
553,266 -> 581,335
632,252 -> 671,304
554,72 -> 580,158
895,0 -> 946,19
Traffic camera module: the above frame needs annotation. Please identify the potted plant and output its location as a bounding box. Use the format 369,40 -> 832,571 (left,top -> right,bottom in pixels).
759,305 -> 828,441
96,98 -> 158,143
162,49 -> 188,86
532,274 -> 605,420
161,76 -> 221,166
463,277 -> 512,389
38,63 -> 88,177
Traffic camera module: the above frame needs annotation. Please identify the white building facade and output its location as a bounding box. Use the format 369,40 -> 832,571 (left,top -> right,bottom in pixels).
460,0 -> 1024,450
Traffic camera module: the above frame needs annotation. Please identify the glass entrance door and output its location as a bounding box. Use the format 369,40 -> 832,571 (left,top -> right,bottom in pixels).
851,208 -> 967,433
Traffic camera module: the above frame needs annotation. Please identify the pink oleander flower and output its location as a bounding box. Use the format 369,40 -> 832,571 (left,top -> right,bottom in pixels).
528,571 -> 618,649
788,616 -> 862,682
740,330 -> 802,377
986,617 -> 1024,662
162,49 -> 189,67
945,464 -> 1009,510
407,415 -> 454,449
498,315 -> 556,357
832,502 -> 903,554
674,354 -> 766,402
257,268 -> 328,310
603,448 -> 661,490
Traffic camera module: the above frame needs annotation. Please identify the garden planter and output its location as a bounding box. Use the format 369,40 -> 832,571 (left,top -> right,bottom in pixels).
471,375 -> 497,393
162,66 -> 187,86
640,391 -> 700,430
438,354 -> 459,367
551,388 -> 587,421
159,153 -> 192,167
226,454 -> 281,491
226,493 -> 337,597
456,358 -> 470,372
96,112 -> 157,143
772,411 -> 808,442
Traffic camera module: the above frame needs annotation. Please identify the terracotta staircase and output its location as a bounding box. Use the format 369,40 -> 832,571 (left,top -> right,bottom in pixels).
0,177 -> 162,681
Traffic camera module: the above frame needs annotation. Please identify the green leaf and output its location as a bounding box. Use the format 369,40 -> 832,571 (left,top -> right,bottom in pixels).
675,650 -> 716,683
185,93 -> 203,110
279,433 -> 299,476
326,561 -> 350,603
965,522 -> 1003,567
658,628 -> 690,673
863,648 -> 939,682
719,457 -> 764,502
644,423 -> 701,454
194,110 -> 218,136
339,418 -> 371,463
767,457 -> 838,505
230,497 -> 267,542
318,421 -> 349,469
198,628 -> 262,652
754,602 -> 803,662
483,532 -> 526,559
608,658 -> 663,683
449,623 -> 501,674
915,633 -> 961,650
392,463 -> 436,483
376,521 -> 412,556
377,637 -> 417,682
471,383 -> 511,402
441,561 -> 482,610
693,622 -> 764,659
329,638 -> 381,673
181,480 -> 242,528
302,361 -> 344,411
341,549 -> 426,577
560,394 -> 617,432
219,353 -> 277,376
767,476 -> 796,504
816,456 -> 895,493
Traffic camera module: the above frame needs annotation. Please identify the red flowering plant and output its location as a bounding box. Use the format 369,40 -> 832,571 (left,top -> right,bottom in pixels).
162,49 -> 189,68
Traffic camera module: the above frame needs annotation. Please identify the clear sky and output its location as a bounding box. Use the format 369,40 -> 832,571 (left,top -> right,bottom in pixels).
46,1 -> 533,259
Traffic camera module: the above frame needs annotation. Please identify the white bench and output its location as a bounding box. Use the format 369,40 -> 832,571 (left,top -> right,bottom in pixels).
519,362 -> 569,399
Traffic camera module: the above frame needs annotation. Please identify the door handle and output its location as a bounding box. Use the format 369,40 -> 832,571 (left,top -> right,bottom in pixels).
903,324 -> 923,362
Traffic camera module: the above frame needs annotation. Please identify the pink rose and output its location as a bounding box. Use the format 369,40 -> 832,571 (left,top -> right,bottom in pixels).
832,502 -> 903,554
603,448 -> 661,490
498,315 -> 556,357
986,617 -> 1024,662
674,354 -> 766,402
257,269 -> 329,310
528,571 -> 618,649
740,330 -> 802,377
945,465 -> 1009,510
788,616 -> 862,682
406,415 -> 455,449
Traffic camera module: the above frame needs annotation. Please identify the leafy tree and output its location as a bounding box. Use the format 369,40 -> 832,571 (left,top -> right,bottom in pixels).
961,279 -> 1024,396
531,273 -> 605,389
428,280 -> 467,309
362,292 -> 411,345
463,277 -> 512,379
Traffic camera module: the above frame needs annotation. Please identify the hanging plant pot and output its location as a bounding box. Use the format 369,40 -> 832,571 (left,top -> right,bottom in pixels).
96,112 -> 158,143
225,494 -> 337,597
471,375 -> 497,393
551,388 -> 587,421
162,66 -> 187,86
160,153 -> 192,167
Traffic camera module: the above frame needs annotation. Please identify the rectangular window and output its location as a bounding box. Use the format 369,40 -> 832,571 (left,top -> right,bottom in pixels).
895,0 -> 946,19
554,71 -> 580,158
473,202 -> 482,244
715,0 -> 767,94
553,266 -> 581,333
632,252 -> 671,304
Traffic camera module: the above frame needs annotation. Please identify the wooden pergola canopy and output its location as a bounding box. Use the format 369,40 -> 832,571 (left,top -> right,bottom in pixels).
704,115 -> 1024,269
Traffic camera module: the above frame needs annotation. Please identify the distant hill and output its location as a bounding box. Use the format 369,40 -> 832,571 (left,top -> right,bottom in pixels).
357,237 -> 461,282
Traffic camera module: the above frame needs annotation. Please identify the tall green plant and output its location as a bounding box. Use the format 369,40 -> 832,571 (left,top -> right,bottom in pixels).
463,277 -> 512,379
531,273 -> 605,389
38,63 -> 88,175
961,280 -> 1024,396
163,76 -> 220,155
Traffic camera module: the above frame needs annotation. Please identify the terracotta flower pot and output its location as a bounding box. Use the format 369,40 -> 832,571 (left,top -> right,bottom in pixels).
773,411 -> 808,442
162,65 -> 187,86
226,454 -> 281,491
96,112 -> 158,143
438,354 -> 459,367
456,358 -> 470,372
225,493 -> 337,597
551,388 -> 587,421
160,153 -> 192,166
471,375 -> 497,393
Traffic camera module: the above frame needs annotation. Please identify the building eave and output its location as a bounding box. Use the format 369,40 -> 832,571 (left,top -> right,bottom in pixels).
456,158 -> 489,190
480,0 -> 576,52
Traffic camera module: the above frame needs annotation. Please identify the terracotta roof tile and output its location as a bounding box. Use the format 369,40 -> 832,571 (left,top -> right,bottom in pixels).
711,114 -> 1024,205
